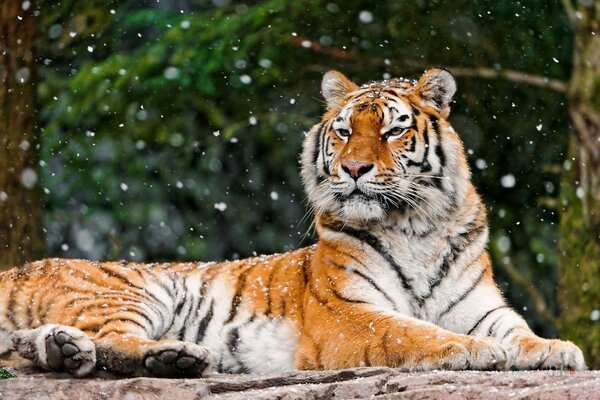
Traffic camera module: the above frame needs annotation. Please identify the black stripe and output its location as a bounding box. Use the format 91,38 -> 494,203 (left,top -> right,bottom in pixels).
312,122 -> 325,166
174,298 -> 195,341
439,267 -> 486,318
377,105 -> 384,124
332,263 -> 396,309
225,267 -> 252,324
178,283 -> 207,340
300,261 -> 309,286
467,306 -> 509,335
225,327 -> 250,373
420,119 -> 432,173
459,222 -> 486,245
410,104 -> 421,116
329,277 -> 368,304
406,159 -> 422,168
487,314 -> 509,337
307,279 -> 329,306
196,300 -> 214,343
408,136 -> 416,152
430,115 -> 446,173
501,327 -> 516,340
164,293 -> 187,335
97,264 -> 135,287
265,268 -> 275,316
382,89 -> 400,97
435,145 -> 446,169
532,343 -> 552,369
322,222 -> 413,294
418,244 -> 460,305
501,326 -> 527,340
323,133 -> 333,176
321,121 -> 333,177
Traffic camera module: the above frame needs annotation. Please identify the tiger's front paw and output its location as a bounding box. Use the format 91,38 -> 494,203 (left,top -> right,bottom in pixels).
466,336 -> 508,370
508,335 -> 586,371
434,337 -> 507,371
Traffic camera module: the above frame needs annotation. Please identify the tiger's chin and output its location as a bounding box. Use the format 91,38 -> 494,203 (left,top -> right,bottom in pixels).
339,198 -> 386,222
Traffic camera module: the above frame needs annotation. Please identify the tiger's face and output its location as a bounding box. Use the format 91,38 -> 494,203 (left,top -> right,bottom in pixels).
301,69 -> 470,224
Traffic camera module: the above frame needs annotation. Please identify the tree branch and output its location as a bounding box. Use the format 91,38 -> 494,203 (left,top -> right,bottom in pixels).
560,0 -> 577,27
446,66 -> 568,93
290,36 -> 568,93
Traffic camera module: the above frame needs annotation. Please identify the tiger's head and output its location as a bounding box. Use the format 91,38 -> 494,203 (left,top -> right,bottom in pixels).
301,69 -> 472,228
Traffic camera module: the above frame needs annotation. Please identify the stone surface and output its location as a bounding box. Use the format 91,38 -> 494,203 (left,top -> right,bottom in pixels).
1,367 -> 599,399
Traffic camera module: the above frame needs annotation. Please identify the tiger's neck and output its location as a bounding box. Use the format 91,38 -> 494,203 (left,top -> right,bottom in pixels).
314,181 -> 488,265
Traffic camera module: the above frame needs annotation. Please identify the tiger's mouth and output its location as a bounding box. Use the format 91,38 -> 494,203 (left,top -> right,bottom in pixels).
335,187 -> 373,201
333,188 -> 387,221
336,185 -> 410,213
347,188 -> 371,199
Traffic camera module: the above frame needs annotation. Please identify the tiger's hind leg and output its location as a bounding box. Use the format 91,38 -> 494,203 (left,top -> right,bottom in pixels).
94,333 -> 214,378
12,324 -> 96,377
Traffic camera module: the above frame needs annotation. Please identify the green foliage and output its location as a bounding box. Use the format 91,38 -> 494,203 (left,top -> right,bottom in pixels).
0,367 -> 14,379
38,0 -> 572,336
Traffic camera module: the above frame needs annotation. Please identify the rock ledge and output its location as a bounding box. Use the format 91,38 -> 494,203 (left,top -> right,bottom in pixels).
1,367 -> 599,399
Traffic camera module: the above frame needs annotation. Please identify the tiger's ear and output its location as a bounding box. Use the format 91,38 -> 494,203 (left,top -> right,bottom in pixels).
322,70 -> 358,108
412,68 -> 456,117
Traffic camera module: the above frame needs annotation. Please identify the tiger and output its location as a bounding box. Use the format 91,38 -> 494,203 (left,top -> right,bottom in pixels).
0,68 -> 585,378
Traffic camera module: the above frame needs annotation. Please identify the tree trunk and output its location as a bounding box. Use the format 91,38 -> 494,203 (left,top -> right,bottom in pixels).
559,2 -> 600,369
0,1 -> 45,270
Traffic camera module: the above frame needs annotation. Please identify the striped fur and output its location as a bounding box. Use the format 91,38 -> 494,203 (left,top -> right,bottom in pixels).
0,69 -> 585,377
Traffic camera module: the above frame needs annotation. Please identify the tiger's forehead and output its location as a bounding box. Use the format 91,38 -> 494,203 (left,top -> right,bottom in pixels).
336,85 -> 414,126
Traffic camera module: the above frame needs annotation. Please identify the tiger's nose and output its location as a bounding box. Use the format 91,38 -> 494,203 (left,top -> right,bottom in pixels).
341,161 -> 374,179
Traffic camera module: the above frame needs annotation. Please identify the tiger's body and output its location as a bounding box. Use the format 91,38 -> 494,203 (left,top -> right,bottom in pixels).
0,69 -> 585,377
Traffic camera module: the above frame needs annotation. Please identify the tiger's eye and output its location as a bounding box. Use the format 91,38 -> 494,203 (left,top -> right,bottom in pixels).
387,127 -> 405,136
383,127 -> 407,140
336,128 -> 350,137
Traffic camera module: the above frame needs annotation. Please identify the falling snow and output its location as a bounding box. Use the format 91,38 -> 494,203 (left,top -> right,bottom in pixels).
20,168 -> 37,189
500,174 -> 516,188
359,10 -> 373,23
214,202 -> 228,212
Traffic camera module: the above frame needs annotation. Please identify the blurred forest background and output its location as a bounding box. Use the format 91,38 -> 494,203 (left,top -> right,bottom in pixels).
1,0 -> 599,367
